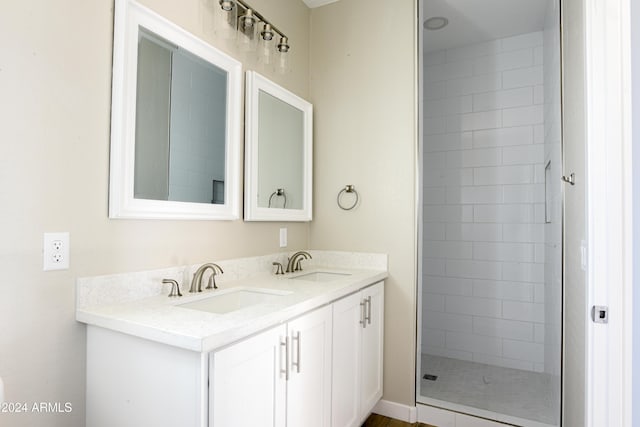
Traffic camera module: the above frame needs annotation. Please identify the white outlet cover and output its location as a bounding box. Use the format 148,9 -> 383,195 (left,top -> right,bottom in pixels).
43,232 -> 70,271
279,228 -> 287,248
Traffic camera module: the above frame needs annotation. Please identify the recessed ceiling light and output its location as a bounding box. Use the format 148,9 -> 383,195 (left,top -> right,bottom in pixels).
424,16 -> 449,31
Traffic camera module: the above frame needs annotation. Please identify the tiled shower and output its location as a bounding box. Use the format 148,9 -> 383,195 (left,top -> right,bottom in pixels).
419,1 -> 561,425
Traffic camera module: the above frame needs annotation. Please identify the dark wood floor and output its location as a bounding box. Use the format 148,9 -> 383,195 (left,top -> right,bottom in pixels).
363,413 -> 435,427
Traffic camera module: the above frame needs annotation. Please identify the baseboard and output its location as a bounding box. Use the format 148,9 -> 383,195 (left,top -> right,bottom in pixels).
372,399 -> 417,423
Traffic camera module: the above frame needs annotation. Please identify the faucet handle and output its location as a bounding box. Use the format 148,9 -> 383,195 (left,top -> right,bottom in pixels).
272,262 -> 284,275
205,273 -> 218,290
162,279 -> 182,297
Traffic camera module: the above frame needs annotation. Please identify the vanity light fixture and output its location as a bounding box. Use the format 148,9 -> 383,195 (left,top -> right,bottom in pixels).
217,0 -> 291,69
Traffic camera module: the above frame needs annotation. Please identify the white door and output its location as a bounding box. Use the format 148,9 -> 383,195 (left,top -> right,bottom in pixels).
210,324 -> 287,427
332,291 -> 363,427
286,305 -> 333,427
360,282 -> 384,416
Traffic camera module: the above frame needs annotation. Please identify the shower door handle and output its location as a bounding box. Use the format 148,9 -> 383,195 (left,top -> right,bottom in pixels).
561,173 -> 575,185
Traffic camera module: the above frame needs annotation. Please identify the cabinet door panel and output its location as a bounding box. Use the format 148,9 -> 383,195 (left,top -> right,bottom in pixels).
286,305 -> 332,427
360,282 -> 384,416
331,292 -> 363,427
210,325 -> 286,427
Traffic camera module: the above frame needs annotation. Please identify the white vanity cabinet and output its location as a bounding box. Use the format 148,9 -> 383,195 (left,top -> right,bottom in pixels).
331,281 -> 384,427
210,305 -> 332,427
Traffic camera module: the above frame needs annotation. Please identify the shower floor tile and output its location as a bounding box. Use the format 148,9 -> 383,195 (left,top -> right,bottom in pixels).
419,354 -> 559,426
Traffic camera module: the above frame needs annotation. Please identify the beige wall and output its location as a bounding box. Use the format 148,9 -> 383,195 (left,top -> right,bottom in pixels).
0,1 -> 310,426
309,0 -> 418,407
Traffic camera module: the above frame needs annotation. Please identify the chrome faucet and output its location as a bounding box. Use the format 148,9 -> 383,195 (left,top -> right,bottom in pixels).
189,263 -> 224,293
286,251 -> 312,273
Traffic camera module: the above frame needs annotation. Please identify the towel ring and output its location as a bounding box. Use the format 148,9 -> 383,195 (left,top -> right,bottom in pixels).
337,185 -> 359,210
268,188 -> 287,208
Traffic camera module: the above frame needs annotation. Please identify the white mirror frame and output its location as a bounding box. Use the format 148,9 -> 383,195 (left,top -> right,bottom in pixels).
109,0 -> 243,220
244,72 -> 313,222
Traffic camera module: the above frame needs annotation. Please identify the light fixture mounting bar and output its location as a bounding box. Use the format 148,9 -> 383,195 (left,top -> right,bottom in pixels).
235,0 -> 288,41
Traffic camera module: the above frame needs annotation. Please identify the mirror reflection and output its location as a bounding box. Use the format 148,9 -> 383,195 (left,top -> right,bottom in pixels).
134,29 -> 227,204
257,90 -> 304,210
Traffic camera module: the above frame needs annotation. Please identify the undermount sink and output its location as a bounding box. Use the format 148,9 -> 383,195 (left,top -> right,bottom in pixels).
178,288 -> 291,314
290,271 -> 351,282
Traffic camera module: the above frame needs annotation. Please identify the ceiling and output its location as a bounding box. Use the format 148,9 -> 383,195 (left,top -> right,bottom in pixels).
423,0 -> 549,53
302,0 -> 340,8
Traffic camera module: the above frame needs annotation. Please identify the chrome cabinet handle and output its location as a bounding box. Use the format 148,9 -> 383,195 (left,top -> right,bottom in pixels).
291,332 -> 301,374
365,296 -> 372,325
360,300 -> 367,328
279,337 -> 289,381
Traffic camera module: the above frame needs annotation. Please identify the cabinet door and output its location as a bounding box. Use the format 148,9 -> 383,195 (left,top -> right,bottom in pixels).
210,324 -> 287,427
360,282 -> 384,416
286,305 -> 333,427
331,291 -> 363,427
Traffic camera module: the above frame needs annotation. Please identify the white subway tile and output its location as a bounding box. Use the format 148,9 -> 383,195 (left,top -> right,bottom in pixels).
534,283 -> 545,303
534,46 -> 544,65
534,85 -> 544,104
535,323 -> 545,343
503,339 -> 544,363
503,184 -> 545,204
425,132 -> 473,152
503,66 -> 543,89
473,48 -> 534,74
425,167 -> 473,187
425,80 -> 447,100
447,110 -> 502,132
425,96 -> 473,118
473,279 -> 534,302
501,32 -> 543,52
445,259 -> 503,280
424,116 -> 447,135
423,327 -> 446,347
424,259 -> 446,276
473,126 -> 533,148
424,276 -> 474,296
472,353 -> 534,371
534,124 -> 545,143
445,330 -> 503,356
502,262 -> 544,282
424,241 -> 473,260
424,151 -> 447,170
472,242 -> 535,262
446,222 -> 503,242
446,148 -> 502,168
534,244 -> 545,263
423,187 -> 446,205
423,222 -> 446,240
423,293 -> 446,312
424,205 -> 474,222
503,224 -> 545,243
424,346 -> 473,361
503,105 -> 544,127
473,87 -> 533,112
473,204 -> 534,223
425,60 -> 474,82
446,73 -> 502,97
473,317 -> 534,341
533,164 -> 545,183
502,144 -> 544,165
473,165 -> 533,185
424,311 -> 473,333
446,186 -> 504,205
503,301 -> 545,322
446,40 -> 501,62
424,50 -> 446,66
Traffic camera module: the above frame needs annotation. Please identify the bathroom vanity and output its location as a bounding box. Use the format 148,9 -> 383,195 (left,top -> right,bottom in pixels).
77,251 -> 386,427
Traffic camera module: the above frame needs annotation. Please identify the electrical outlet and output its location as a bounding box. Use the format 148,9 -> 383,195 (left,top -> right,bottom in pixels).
43,232 -> 70,271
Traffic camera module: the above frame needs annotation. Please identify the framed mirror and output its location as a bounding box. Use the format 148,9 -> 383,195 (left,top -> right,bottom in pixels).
244,71 -> 313,221
109,0 -> 242,220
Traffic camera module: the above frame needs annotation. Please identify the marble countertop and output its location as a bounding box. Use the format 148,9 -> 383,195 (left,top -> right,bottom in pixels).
76,265 -> 387,353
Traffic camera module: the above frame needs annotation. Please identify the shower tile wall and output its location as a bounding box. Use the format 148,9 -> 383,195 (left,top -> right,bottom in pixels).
422,31 -> 546,372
